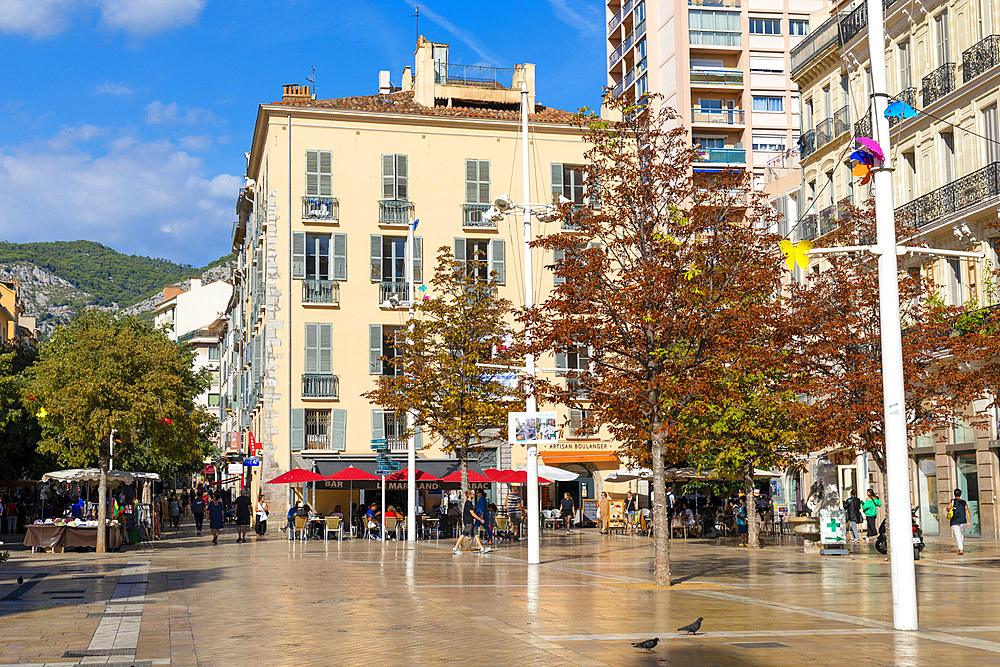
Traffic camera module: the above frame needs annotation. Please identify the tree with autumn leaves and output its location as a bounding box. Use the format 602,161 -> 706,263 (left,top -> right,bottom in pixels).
787,208 -> 1000,488
364,248 -> 524,496
524,93 -> 804,584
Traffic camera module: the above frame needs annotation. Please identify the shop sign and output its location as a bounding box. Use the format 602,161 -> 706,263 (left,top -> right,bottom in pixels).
243,457 -> 260,467
227,462 -> 243,475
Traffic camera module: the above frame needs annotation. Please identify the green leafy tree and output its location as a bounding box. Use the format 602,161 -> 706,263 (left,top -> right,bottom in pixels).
363,248 -> 524,495
0,343 -> 56,480
23,310 -> 212,551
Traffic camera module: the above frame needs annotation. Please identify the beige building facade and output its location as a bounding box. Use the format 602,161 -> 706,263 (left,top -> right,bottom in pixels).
793,0 -> 1000,538
607,0 -> 827,181
230,39 -> 627,515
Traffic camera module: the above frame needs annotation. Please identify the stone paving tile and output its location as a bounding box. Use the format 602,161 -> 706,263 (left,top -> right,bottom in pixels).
3,525 -> 1000,664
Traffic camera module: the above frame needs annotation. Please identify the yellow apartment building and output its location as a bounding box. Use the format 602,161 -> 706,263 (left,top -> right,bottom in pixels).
793,0 -> 1000,538
228,39 -> 623,515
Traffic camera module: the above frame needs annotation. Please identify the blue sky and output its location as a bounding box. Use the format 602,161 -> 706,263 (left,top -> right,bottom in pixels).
0,0 -> 606,266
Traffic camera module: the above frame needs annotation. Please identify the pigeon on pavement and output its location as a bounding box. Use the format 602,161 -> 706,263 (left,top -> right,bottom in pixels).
631,637 -> 659,652
17,576 -> 24,585
678,617 -> 703,634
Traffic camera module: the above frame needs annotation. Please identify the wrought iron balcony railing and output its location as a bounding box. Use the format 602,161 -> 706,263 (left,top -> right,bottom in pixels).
819,204 -> 838,236
694,147 -> 746,163
801,214 -> 818,241
790,13 -> 843,76
854,110 -> 872,138
799,130 -> 816,160
922,63 -> 956,107
833,105 -> 850,136
690,68 -> 743,85
303,435 -> 331,450
378,199 -> 413,225
301,196 -> 339,221
839,2 -> 867,44
462,203 -> 494,227
815,118 -> 834,149
691,107 -> 745,124
302,374 -> 339,398
379,280 -> 409,305
963,34 -> 1000,83
302,279 -> 339,305
434,62 -> 515,89
895,161 -> 1000,228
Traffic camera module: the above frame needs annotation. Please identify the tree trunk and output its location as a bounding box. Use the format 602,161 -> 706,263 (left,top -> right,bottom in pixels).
745,462 -> 760,549
650,432 -> 671,586
459,448 -> 469,499
96,440 -> 109,554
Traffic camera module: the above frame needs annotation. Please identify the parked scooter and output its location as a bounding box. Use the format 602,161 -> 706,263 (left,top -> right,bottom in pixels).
874,507 -> 925,559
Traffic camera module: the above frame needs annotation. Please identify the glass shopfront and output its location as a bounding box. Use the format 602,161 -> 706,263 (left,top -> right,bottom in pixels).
955,453 -> 981,536
916,456 -> 939,535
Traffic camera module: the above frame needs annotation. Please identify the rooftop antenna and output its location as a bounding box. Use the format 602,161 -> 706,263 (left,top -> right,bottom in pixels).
412,5 -> 419,43
305,66 -> 316,99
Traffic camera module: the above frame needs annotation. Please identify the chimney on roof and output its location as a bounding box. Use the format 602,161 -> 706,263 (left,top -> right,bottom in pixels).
162,285 -> 184,302
282,84 -> 312,101
190,278 -> 202,290
379,70 -> 392,94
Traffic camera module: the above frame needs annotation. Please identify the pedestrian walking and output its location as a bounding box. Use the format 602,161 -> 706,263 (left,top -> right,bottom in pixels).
474,489 -> 490,543
735,497 -> 748,546
452,490 -> 489,554
168,493 -> 181,531
505,487 -> 524,540
624,490 -> 637,533
191,491 -> 206,536
598,491 -> 610,534
862,489 -> 881,541
255,495 -> 268,538
234,490 -> 251,543
560,492 -> 575,534
208,493 -> 225,545
843,490 -> 863,543
948,488 -> 970,555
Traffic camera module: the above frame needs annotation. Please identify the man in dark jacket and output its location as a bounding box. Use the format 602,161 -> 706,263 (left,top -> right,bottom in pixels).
843,489 -> 863,543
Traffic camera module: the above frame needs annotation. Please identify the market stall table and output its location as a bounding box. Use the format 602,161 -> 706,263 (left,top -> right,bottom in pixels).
24,524 -> 123,552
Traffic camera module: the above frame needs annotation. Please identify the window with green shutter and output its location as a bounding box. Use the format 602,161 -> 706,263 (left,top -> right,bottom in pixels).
290,408 -> 305,450
382,154 -> 408,200
304,323 -> 333,374
306,150 -> 332,196
465,159 -> 490,204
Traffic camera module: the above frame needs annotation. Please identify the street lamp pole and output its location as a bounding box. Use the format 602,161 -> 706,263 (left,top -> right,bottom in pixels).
865,0 -> 917,630
407,216 -> 417,542
520,81 -> 541,565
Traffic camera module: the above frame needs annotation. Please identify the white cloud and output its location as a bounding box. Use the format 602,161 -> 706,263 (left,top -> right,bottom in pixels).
0,0 -> 206,38
0,0 -> 75,38
0,127 -> 239,264
546,0 -> 602,37
145,101 -> 220,126
403,1 -> 499,65
98,0 -> 207,36
94,82 -> 134,97
178,135 -> 212,152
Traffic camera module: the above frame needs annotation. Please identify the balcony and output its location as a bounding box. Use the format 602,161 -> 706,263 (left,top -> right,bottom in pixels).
379,199 -> 413,226
694,147 -> 746,164
799,130 -> 816,160
833,105 -> 850,136
801,214 -> 818,241
790,13 -> 843,76
690,68 -> 743,86
922,63 -> 956,107
689,0 -> 740,5
690,30 -> 740,47
839,2 -> 867,44
608,0 -> 634,32
815,118 -> 834,149
379,280 -> 409,305
304,434 -> 331,450
818,204 -> 838,235
887,88 -> 917,127
302,279 -> 340,305
462,203 -> 494,228
692,108 -> 745,125
433,62 -> 515,89
302,374 -> 339,399
301,195 -> 339,222
963,34 -> 1000,83
895,161 -> 1000,228
609,20 -> 645,68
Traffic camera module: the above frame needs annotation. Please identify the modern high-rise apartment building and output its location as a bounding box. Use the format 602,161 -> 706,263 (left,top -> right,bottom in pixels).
228,39 -> 622,514
606,0 -> 827,182
792,0 -> 1000,539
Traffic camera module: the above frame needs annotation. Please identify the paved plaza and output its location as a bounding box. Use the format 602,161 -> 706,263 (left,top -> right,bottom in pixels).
2,523 -> 1000,665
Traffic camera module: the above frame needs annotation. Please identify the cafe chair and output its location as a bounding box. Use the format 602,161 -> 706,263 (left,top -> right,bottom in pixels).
324,516 -> 343,541
384,516 -> 399,539
293,515 -> 309,541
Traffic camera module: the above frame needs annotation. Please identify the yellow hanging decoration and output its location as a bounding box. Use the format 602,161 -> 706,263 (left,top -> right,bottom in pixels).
37,407 -> 48,420
778,239 -> 812,271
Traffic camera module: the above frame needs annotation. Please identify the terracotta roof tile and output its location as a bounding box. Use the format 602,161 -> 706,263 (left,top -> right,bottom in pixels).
271,90 -> 578,124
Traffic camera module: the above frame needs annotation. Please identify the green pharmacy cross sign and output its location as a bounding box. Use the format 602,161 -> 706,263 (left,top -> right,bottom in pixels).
819,508 -> 847,544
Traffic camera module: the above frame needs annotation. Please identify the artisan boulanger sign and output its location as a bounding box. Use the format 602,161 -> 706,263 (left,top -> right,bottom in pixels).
539,441 -> 613,451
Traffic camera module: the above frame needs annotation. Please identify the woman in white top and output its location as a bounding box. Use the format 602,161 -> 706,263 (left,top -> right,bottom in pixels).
254,495 -> 268,538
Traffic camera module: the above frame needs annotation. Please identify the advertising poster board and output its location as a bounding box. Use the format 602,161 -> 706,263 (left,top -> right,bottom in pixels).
508,411 -> 558,445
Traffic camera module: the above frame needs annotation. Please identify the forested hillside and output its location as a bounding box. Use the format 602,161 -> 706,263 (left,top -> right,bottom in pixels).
0,241 -> 232,308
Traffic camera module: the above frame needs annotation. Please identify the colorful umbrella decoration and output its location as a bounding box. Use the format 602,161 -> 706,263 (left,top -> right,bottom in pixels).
848,137 -> 885,186
885,101 -> 918,120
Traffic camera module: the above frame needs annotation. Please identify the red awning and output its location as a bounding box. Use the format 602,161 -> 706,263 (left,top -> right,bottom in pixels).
386,469 -> 442,482
541,451 -> 619,464
325,466 -> 380,481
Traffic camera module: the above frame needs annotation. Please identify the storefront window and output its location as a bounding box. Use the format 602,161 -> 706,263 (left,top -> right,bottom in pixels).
916,456 -> 938,535
955,453 -> 981,535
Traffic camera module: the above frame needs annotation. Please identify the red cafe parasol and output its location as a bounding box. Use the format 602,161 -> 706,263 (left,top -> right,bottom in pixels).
265,468 -> 327,484
496,469 -> 553,484
441,470 -> 492,483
